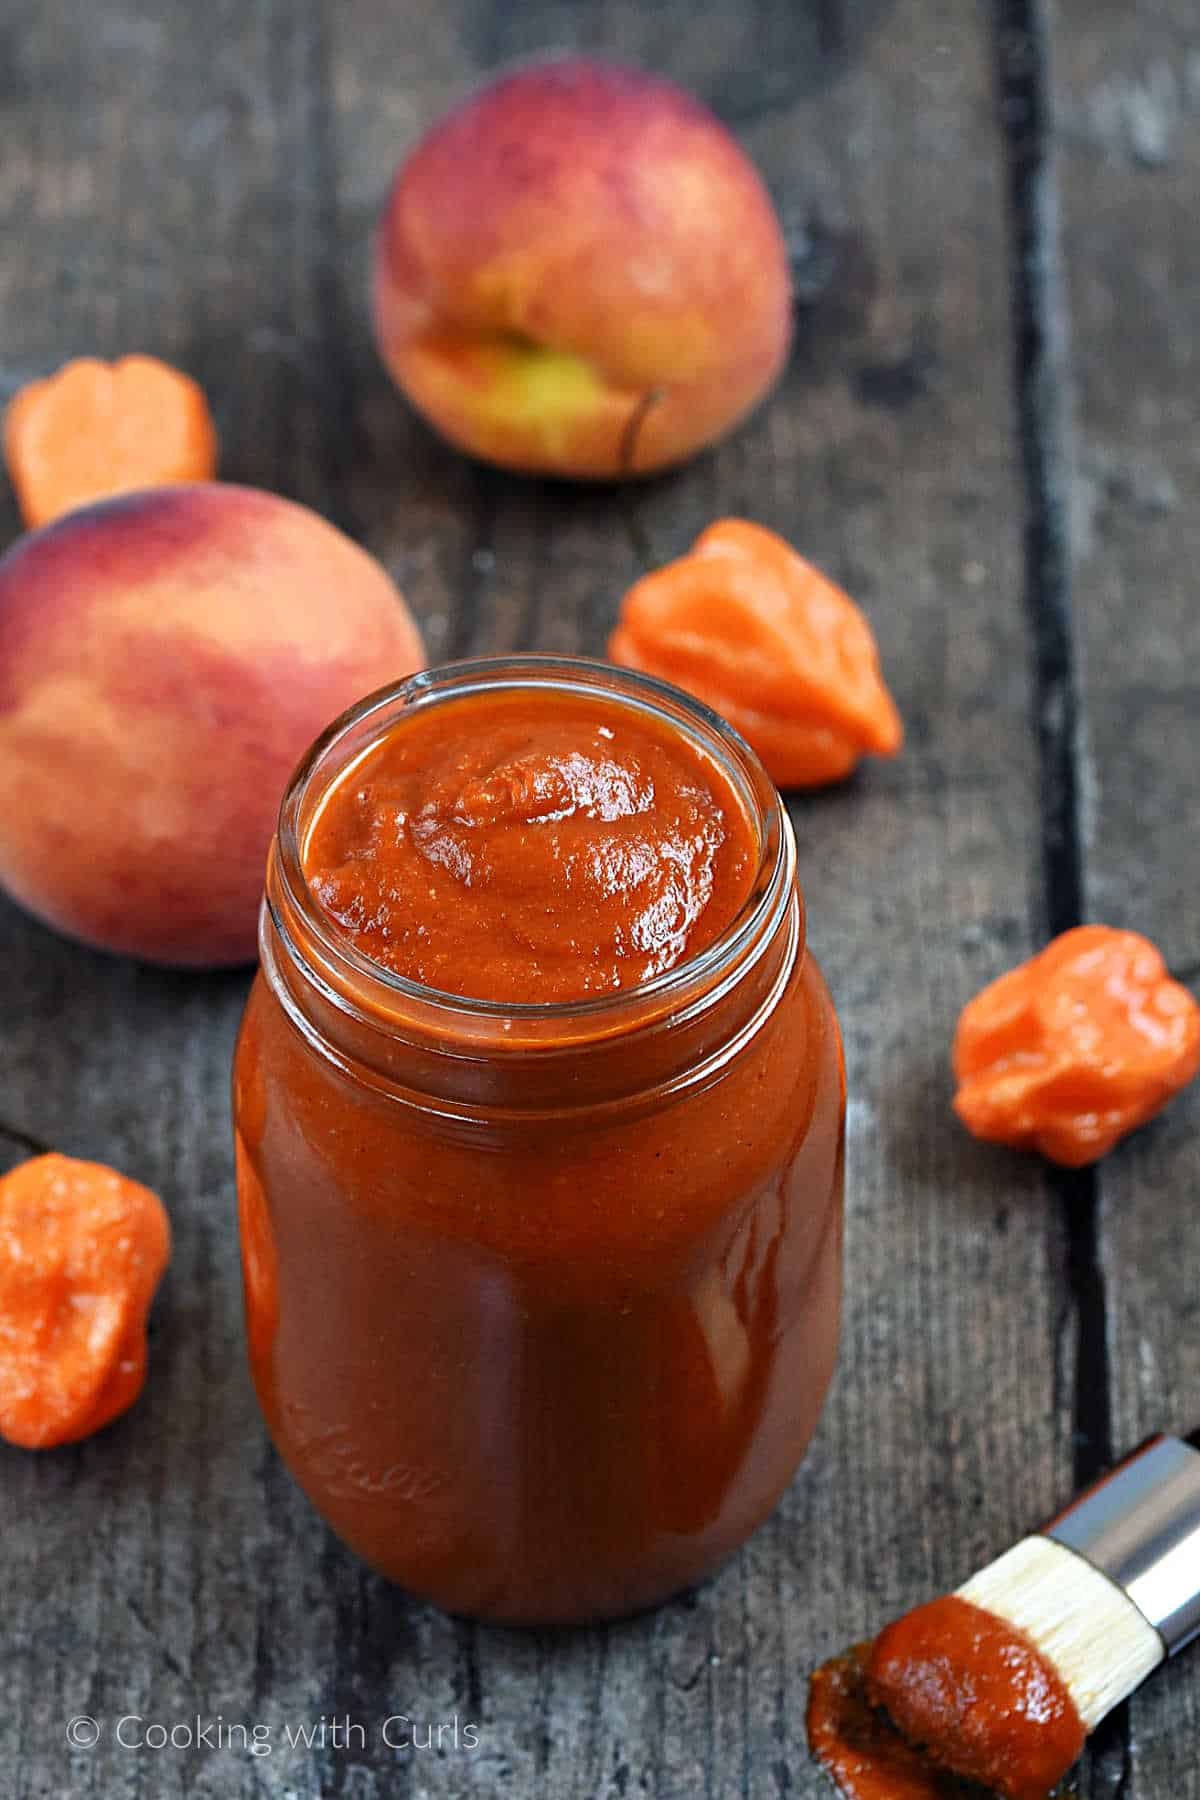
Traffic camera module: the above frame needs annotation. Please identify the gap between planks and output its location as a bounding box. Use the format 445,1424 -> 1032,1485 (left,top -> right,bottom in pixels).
992,2 -> 1127,1794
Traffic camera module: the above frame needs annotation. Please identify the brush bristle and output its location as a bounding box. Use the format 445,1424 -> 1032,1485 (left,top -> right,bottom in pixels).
957,1536 -> 1163,1729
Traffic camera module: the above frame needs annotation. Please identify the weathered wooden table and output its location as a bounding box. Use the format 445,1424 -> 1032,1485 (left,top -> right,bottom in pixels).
3,2 -> 1197,1795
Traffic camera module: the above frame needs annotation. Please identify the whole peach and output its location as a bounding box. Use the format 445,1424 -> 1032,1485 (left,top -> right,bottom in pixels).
0,484 -> 425,965
373,57 -> 793,478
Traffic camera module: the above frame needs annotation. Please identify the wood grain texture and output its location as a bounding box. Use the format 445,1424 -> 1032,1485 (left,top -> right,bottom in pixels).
1048,0 -> 1200,1792
0,0 -> 1168,1793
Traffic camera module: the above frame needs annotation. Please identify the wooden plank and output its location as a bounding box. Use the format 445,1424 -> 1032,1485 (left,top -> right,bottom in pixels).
0,0 -> 1081,1795
0,8 -> 354,1800
333,11 -> 1073,1800
1049,2 -> 1200,1793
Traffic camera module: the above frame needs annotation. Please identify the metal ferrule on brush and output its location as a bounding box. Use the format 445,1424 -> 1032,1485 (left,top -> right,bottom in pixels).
1044,1433 -> 1200,1656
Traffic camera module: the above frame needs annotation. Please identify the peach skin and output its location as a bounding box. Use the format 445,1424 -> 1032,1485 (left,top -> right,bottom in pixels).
373,58 -> 793,479
0,483 -> 425,966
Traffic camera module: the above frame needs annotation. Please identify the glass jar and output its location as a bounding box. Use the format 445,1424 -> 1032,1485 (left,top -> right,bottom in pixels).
232,657 -> 845,1624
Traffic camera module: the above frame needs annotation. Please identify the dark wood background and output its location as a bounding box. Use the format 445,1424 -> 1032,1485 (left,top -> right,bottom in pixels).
2,1 -> 1197,1795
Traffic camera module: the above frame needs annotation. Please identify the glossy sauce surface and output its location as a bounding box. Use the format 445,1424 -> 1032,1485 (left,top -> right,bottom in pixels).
235,671 -> 846,1622
806,1598 -> 1085,1800
304,686 -> 757,1002
867,1597 -> 1084,1800
807,1645 -> 988,1800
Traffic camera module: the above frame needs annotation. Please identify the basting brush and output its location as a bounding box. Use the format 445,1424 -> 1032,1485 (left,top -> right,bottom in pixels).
810,1430 -> 1200,1800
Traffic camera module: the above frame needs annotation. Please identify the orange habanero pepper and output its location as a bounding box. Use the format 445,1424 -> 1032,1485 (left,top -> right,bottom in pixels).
0,1153 -> 171,1449
953,926 -> 1200,1167
607,518 -> 902,788
4,354 -> 218,529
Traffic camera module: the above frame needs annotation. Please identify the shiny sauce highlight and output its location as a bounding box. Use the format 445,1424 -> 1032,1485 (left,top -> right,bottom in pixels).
303,686 -> 758,1003
807,1597 -> 1085,1800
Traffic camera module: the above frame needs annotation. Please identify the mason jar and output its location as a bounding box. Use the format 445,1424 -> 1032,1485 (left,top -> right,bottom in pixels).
232,656 -> 844,1624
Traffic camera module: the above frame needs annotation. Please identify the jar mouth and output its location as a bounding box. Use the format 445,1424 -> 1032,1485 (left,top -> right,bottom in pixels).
270,654 -> 797,1036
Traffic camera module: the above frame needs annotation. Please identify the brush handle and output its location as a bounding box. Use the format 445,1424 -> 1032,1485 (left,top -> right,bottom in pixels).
1044,1434 -> 1200,1656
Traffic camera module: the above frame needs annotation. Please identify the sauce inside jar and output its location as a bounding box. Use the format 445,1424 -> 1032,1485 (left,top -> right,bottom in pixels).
303,685 -> 758,1002
235,659 -> 846,1624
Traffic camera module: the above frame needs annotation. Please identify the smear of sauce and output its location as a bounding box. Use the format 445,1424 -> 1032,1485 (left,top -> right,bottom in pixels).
808,1600 -> 1085,1800
867,1598 -> 1084,1800
807,1643 -> 995,1800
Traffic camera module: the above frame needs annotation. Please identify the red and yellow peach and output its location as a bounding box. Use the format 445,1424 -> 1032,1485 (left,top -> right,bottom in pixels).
0,483 -> 425,966
373,57 -> 793,479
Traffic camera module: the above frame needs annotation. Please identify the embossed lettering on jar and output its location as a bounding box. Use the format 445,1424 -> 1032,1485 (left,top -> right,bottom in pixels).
232,657 -> 845,1624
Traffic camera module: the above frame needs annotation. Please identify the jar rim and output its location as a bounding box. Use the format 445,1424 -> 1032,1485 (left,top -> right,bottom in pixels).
269,654 -> 797,1036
